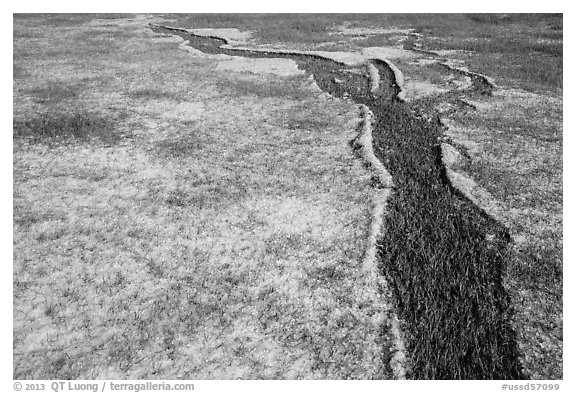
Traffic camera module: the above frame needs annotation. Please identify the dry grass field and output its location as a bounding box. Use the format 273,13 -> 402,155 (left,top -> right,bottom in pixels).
13,13 -> 562,380
13,14 -> 394,379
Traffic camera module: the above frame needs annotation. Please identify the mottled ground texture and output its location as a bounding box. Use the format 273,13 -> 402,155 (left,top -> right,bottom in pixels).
13,14 -> 396,379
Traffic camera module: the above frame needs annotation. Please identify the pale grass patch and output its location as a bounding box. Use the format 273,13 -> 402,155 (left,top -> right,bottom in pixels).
215,57 -> 304,77
402,80 -> 449,101
360,46 -> 419,60
390,58 -> 476,101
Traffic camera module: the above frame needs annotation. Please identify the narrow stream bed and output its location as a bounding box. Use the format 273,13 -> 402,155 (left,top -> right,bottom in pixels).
151,25 -> 525,380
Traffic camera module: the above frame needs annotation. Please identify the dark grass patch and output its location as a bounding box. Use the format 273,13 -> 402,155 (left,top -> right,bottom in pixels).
13,207 -> 68,232
12,29 -> 43,40
13,64 -> 27,79
371,100 -> 524,379
514,56 -> 562,91
284,112 -> 334,132
427,33 -> 562,57
416,15 -> 562,92
13,13 -> 133,27
437,50 -> 561,93
154,126 -> 209,158
13,109 -> 125,145
150,180 -> 246,210
127,88 -> 181,101
249,16 -> 339,44
26,81 -> 82,104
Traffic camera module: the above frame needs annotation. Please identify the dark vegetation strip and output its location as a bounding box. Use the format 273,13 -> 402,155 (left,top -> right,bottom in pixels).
150,25 -> 525,379
370,99 -> 523,379
13,109 -> 124,145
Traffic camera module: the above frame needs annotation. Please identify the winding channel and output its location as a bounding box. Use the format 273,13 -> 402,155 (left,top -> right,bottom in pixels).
150,24 -> 525,380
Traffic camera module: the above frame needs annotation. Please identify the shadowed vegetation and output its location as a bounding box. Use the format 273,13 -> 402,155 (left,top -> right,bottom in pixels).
13,109 -> 124,144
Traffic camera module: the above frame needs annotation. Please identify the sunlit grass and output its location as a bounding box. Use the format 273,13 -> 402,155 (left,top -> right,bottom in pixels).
13,14 -> 389,379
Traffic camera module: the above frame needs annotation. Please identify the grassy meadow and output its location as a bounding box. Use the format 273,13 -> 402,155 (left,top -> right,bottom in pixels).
13,14 -> 392,379
13,13 -> 562,380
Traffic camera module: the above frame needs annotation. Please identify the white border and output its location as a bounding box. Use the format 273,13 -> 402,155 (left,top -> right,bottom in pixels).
4,7 -> 572,392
